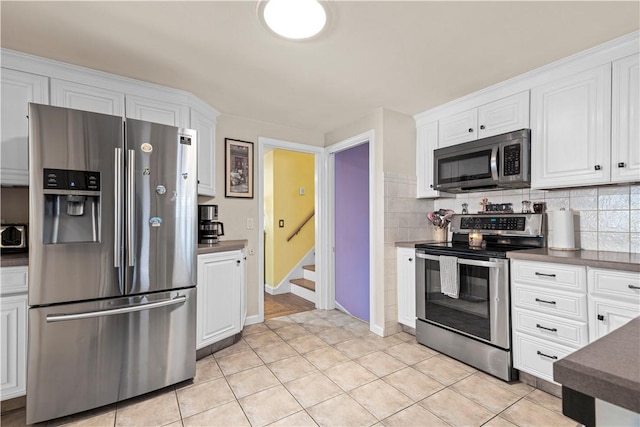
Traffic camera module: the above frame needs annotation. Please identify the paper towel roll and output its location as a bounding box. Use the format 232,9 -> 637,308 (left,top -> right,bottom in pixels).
549,209 -> 576,250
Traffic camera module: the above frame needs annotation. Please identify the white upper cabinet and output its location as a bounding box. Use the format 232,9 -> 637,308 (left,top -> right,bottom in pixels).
477,91 -> 530,139
416,121 -> 440,198
438,91 -> 529,148
50,79 -> 125,116
611,53 -> 640,183
1,69 -> 49,186
191,109 -> 216,197
438,108 -> 478,147
531,64 -> 612,189
126,94 -> 190,128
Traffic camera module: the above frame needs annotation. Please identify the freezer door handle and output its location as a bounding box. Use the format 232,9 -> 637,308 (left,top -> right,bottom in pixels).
127,149 -> 136,267
114,148 -> 123,269
46,295 -> 187,323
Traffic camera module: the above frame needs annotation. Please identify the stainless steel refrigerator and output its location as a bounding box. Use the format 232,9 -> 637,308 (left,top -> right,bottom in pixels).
27,103 -> 197,424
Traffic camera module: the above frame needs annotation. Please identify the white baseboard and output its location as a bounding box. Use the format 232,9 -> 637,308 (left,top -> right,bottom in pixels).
334,301 -> 350,315
369,324 -> 384,337
244,314 -> 262,326
264,282 -> 290,295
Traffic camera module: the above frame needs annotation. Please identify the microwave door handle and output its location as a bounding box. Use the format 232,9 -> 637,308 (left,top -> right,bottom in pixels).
490,146 -> 499,181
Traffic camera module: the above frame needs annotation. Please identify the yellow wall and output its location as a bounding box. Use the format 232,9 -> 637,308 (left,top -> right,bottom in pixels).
264,150 -> 315,287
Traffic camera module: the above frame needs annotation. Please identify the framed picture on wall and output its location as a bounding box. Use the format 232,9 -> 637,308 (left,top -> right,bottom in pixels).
225,138 -> 254,198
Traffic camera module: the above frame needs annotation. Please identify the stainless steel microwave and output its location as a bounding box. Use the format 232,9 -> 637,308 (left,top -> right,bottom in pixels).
433,129 -> 531,193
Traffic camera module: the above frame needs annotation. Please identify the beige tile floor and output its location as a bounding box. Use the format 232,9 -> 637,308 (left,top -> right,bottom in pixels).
2,309 -> 578,427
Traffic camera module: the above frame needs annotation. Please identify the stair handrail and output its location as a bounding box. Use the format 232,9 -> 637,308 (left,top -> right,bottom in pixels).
286,210 -> 315,242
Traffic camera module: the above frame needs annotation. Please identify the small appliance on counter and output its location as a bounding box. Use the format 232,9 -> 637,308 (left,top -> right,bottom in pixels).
0,224 -> 28,252
198,205 -> 224,244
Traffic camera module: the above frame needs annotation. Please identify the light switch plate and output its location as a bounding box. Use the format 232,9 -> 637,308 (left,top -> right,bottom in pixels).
247,218 -> 254,230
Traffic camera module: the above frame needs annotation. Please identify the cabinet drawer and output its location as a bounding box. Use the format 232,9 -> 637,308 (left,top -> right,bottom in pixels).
513,332 -> 574,384
513,285 -> 587,321
588,268 -> 640,303
511,260 -> 586,292
0,266 -> 28,295
513,308 -> 588,348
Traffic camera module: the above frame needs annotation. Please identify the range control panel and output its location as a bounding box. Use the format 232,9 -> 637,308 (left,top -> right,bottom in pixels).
459,215 -> 526,231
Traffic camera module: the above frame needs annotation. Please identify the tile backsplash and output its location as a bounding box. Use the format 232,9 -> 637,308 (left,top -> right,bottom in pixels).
433,184 -> 640,254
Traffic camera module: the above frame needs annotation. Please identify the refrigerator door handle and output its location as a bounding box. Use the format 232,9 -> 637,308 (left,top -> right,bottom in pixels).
127,149 -> 136,267
46,295 -> 187,322
114,148 -> 123,270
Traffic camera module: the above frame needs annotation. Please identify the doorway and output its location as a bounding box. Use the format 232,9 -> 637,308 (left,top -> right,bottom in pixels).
327,130 -> 377,329
334,143 -> 370,321
252,137 -> 326,323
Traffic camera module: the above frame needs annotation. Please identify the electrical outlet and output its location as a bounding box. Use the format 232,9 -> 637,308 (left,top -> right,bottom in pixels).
279,219 -> 284,228
299,187 -> 305,195
249,248 -> 255,256
247,218 -> 254,230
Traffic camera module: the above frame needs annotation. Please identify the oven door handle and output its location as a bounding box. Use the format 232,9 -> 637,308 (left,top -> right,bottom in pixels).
416,253 -> 502,268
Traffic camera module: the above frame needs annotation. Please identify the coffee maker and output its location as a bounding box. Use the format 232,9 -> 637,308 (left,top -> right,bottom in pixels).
198,205 -> 224,245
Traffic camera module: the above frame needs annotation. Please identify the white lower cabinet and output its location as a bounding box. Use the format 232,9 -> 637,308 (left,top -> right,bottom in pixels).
513,331 -> 574,382
511,260 -> 587,384
587,267 -> 640,341
396,247 -> 416,328
0,266 -> 28,401
196,250 -> 246,349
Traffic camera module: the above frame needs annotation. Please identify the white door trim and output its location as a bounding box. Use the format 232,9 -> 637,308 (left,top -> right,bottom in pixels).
326,130 -> 380,335
257,137 -> 326,324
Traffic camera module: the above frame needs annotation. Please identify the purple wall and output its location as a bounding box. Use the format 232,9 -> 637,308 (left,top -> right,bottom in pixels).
335,143 -> 369,321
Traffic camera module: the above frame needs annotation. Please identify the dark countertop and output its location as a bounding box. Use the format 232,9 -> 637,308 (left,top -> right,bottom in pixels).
198,240 -> 247,255
507,248 -> 640,272
553,316 -> 640,413
0,252 -> 29,267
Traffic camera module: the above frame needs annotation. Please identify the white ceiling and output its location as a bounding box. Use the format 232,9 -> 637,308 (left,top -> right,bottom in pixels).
1,1 -> 638,134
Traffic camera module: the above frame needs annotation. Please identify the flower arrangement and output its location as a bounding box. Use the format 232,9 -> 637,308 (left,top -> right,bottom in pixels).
427,209 -> 454,229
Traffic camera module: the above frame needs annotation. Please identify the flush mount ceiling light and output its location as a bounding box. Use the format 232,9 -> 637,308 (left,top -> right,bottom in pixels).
258,0 -> 328,40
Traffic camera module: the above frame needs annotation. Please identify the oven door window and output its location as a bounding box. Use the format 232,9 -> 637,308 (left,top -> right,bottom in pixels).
423,259 -> 490,341
437,149 -> 493,184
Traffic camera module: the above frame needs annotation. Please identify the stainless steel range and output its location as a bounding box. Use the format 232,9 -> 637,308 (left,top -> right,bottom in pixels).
415,213 -> 544,381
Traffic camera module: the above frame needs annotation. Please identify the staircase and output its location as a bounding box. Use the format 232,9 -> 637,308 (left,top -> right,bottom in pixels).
290,265 -> 316,304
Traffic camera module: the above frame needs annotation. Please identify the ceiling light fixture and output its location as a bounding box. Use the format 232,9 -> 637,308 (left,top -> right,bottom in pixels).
260,0 -> 328,40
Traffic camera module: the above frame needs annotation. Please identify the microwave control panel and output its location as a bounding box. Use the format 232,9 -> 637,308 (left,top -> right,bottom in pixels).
502,144 -> 521,176
459,216 -> 526,231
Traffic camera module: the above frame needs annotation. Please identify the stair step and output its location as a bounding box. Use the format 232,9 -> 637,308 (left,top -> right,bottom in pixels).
290,278 -> 315,292
303,265 -> 316,272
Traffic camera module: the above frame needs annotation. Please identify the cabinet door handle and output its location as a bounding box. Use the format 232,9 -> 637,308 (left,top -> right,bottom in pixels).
594,165 -> 602,171
468,128 -> 474,133
597,314 -> 605,321
535,272 -> 556,278
628,284 -> 640,290
537,350 -> 558,360
408,258 -> 413,262
535,298 -> 556,305
480,125 -> 485,130
618,162 -> 626,168
536,324 -> 558,332
237,260 -> 241,265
